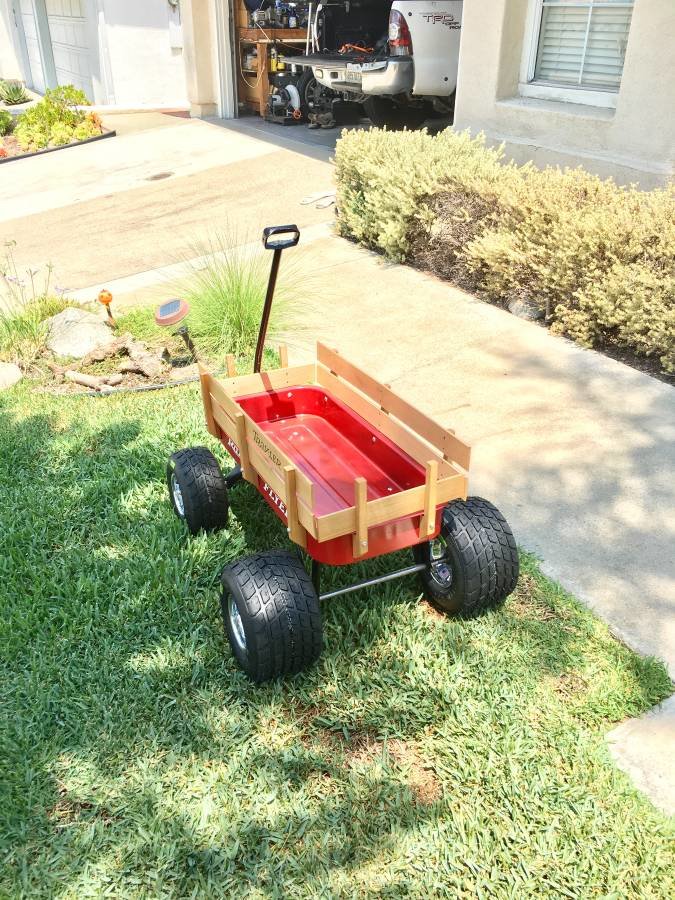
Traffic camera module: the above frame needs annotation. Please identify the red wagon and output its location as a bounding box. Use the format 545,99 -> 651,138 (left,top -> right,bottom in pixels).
167,225 -> 518,682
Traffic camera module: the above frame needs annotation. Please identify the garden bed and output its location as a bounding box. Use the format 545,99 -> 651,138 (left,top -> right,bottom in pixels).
0,127 -> 115,162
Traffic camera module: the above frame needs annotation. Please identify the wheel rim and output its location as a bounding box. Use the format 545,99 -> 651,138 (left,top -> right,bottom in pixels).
429,535 -> 453,589
170,472 -> 185,517
228,597 -> 247,654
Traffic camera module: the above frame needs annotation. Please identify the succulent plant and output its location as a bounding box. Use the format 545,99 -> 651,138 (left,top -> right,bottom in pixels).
0,81 -> 30,105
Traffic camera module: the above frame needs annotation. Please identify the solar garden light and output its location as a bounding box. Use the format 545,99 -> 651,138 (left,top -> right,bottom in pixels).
154,298 -> 198,362
98,289 -> 116,328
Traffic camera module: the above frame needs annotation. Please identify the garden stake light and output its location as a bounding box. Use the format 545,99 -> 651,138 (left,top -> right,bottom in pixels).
97,289 -> 116,329
166,224 -> 519,684
154,298 -> 198,362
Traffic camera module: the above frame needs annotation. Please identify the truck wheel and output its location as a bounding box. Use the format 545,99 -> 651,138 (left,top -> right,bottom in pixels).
166,447 -> 228,535
297,68 -> 334,121
413,497 -> 502,618
221,551 -> 323,683
363,96 -> 428,130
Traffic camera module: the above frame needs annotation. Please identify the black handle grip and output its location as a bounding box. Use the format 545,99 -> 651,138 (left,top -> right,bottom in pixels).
263,224 -> 300,251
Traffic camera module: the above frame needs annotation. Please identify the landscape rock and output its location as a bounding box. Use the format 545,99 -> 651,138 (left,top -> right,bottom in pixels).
0,362 -> 22,390
46,308 -> 116,359
508,298 -> 545,322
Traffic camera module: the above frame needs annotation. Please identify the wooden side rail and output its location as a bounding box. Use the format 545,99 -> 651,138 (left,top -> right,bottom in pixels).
317,343 -> 471,471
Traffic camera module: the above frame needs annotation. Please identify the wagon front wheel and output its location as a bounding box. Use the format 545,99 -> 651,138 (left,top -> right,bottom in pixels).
166,447 -> 229,535
413,497 -> 517,617
221,551 -> 323,683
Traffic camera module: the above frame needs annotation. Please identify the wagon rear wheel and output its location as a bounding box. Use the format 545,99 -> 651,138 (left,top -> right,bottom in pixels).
166,447 -> 229,535
221,551 -> 323,683
413,496 -> 517,617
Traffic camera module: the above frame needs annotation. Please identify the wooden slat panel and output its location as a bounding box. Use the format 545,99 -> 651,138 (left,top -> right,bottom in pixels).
210,397 -> 237,440
242,413 -> 315,509
419,460 -> 438,538
315,366 -> 458,479
353,477 -> 368,557
316,344 -> 471,470
209,376 -> 242,422
283,465 -> 306,548
226,354 -> 236,377
198,365 -> 218,437
235,412 -> 255,482
279,344 -> 288,368
315,473 -> 467,542
213,364 -> 316,400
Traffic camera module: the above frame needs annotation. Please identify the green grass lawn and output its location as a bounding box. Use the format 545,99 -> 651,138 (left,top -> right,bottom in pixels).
1,383 -> 673,898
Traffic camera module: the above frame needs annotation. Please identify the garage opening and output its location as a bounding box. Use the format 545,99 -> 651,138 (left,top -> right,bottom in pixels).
232,1 -> 462,135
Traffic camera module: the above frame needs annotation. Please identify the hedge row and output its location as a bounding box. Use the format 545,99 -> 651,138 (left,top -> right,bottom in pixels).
334,129 -> 674,374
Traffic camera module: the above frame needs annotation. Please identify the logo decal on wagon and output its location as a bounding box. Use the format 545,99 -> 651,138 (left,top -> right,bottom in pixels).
253,430 -> 283,468
226,437 -> 240,457
263,482 -> 287,516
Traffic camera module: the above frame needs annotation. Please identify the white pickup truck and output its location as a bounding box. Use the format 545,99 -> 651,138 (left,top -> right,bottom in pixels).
294,1 -> 463,129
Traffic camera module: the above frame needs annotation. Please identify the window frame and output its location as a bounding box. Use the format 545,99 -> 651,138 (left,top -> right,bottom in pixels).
520,0 -> 634,110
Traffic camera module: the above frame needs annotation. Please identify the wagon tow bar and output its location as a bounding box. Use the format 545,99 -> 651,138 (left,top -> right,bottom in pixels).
310,560 -> 427,600
224,224 -> 301,491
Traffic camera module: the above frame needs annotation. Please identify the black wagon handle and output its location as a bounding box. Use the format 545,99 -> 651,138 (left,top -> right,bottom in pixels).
262,224 -> 300,251
254,224 -> 301,374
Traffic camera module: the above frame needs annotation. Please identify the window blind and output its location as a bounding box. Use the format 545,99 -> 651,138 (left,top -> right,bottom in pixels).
534,0 -> 634,91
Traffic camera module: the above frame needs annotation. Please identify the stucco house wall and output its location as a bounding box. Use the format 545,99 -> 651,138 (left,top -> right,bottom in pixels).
0,0 -> 188,108
454,0 -> 674,187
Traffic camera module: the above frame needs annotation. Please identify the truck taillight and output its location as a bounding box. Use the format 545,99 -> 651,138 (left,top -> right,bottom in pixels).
388,9 -> 413,57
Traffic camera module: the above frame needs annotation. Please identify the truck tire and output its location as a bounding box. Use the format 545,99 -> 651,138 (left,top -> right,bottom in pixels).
297,68 -> 333,121
166,447 -> 228,535
221,551 -> 323,682
413,497 -> 504,617
363,96 -> 428,130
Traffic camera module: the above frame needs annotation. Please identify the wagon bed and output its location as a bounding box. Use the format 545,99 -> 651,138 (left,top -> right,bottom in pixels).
199,342 -> 471,565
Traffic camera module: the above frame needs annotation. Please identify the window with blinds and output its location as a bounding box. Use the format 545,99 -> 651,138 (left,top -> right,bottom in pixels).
533,0 -> 634,91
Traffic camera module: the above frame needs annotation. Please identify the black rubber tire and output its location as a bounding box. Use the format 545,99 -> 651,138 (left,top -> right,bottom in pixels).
166,447 -> 228,535
413,497 -> 501,617
221,550 -> 323,683
297,68 -> 334,121
363,96 -> 429,130
467,497 -> 519,603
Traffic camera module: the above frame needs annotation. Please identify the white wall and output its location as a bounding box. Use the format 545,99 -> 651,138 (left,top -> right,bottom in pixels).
0,0 -> 25,80
100,0 -> 187,107
454,0 -> 674,187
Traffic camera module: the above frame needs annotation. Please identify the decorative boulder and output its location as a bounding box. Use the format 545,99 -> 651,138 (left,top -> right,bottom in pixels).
45,308 -> 116,359
0,361 -> 22,390
508,298 -> 545,322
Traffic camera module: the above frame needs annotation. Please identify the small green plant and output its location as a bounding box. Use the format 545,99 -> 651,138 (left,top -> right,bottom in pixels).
180,233 -> 303,359
13,84 -> 92,151
0,109 -> 13,136
0,80 -> 30,105
49,121 -> 73,146
0,241 -> 70,367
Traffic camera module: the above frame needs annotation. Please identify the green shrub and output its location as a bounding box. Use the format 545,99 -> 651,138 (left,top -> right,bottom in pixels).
0,80 -> 30,104
13,84 -> 89,151
49,121 -> 74,146
335,128 -> 675,373
0,109 -> 13,136
72,118 -> 101,142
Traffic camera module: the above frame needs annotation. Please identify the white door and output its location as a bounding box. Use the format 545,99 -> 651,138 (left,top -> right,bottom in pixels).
45,0 -> 94,99
19,0 -> 46,92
